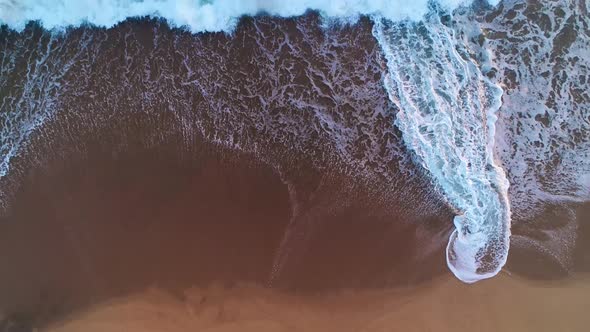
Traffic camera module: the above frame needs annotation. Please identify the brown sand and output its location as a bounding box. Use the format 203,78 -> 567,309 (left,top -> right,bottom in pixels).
1,134 -> 588,331
42,273 -> 590,332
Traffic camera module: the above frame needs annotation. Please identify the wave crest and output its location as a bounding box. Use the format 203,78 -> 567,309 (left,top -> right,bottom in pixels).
0,0 -> 498,32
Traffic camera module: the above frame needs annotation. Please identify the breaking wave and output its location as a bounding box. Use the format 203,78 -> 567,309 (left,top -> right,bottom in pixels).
372,9 -> 510,282
0,0 -> 493,32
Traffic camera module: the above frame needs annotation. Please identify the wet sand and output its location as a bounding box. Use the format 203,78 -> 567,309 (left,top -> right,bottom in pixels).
0,136 -> 452,330
42,273 -> 590,332
1,139 -> 589,331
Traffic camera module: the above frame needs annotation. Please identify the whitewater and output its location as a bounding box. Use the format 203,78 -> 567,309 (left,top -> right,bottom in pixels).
1,0 -> 511,283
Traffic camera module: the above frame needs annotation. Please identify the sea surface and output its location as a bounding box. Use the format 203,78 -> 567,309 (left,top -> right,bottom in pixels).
0,0 -> 588,329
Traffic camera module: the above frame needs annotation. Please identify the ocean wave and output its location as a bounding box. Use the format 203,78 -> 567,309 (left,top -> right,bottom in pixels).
372,10 -> 510,282
0,0 -> 509,284
0,0 -> 499,32
11,0 -> 590,285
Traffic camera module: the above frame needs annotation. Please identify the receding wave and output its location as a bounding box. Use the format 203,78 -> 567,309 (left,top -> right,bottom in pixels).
372,10 -> 511,282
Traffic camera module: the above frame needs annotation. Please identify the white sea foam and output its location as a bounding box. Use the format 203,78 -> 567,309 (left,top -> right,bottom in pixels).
0,0 -> 498,32
372,11 -> 510,282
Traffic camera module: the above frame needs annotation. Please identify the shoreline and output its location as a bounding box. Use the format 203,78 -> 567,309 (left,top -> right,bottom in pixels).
0,137 -> 452,328
40,272 -> 590,332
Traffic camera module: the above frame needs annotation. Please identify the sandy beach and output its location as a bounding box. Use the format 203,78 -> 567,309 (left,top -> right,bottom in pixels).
42,273 -> 590,332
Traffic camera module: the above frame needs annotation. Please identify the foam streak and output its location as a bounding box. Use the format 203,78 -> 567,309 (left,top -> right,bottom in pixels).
372,13 -> 511,282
